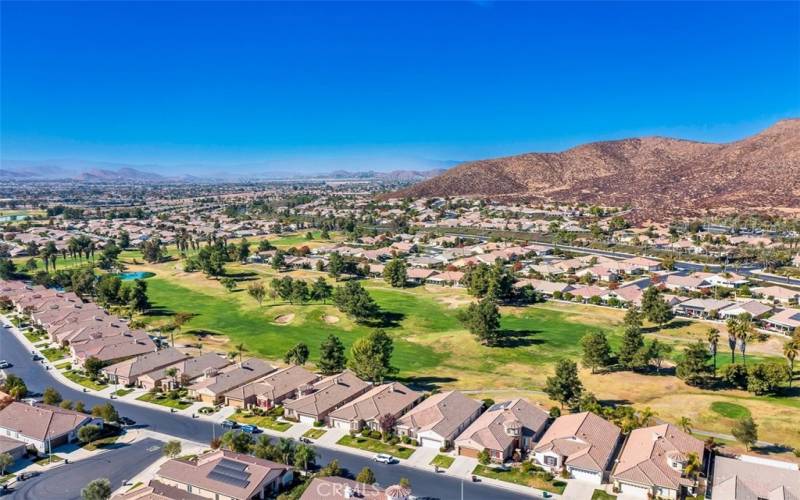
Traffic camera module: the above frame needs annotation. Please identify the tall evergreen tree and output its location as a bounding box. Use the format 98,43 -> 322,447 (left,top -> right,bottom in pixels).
544,359 -> 583,408
318,334 -> 346,375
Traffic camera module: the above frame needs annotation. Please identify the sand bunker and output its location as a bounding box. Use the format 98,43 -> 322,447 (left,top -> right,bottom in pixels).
323,315 -> 340,324
274,313 -> 295,325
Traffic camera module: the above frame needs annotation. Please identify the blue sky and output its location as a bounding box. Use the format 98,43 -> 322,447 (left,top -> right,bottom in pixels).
1,1 -> 798,174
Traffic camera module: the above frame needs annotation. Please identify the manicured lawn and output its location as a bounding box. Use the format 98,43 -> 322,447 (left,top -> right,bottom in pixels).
24,330 -> 47,342
40,346 -> 70,361
711,401 -> 751,419
472,464 -> 567,494
113,388 -> 135,397
136,392 -> 192,410
430,454 -> 455,469
54,360 -> 72,370
231,413 -> 292,432
302,428 -> 326,440
592,490 -> 617,500
63,370 -> 108,390
0,473 -> 15,484
336,435 -> 415,459
82,435 -> 120,451
33,454 -> 64,466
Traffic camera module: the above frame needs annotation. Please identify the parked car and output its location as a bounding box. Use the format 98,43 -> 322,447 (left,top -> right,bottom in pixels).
31,354 -> 42,361
18,471 -> 40,481
0,360 -> 11,369
119,416 -> 136,426
374,454 -> 395,464
221,420 -> 238,429
240,424 -> 258,434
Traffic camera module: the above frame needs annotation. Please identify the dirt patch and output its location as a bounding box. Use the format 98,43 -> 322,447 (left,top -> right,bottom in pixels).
274,313 -> 295,325
434,295 -> 473,309
323,315 -> 340,324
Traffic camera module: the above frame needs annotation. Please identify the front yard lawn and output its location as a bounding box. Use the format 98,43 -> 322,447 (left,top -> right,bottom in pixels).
472,464 -> 567,494
40,346 -> 70,361
302,428 -> 326,440
64,370 -> 108,390
33,454 -> 64,466
54,360 -> 72,370
232,413 -> 292,432
136,392 -> 192,410
113,388 -> 134,397
82,435 -> 120,451
336,434 -> 415,459
430,454 -> 455,469
592,490 -> 617,500
24,330 -> 47,342
0,473 -> 15,484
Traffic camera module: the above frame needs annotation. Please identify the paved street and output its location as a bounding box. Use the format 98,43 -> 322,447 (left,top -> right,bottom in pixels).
0,325 -> 536,499
6,438 -> 164,500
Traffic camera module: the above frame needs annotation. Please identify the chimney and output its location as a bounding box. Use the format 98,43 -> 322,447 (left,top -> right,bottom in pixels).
388,384 -> 394,393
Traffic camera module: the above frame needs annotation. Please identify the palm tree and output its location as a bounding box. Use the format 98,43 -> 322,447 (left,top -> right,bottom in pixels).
735,314 -> 753,366
707,328 -> 720,377
678,416 -> 692,434
277,437 -> 295,465
233,343 -> 246,364
294,443 -> 317,473
683,452 -> 702,481
638,407 -> 655,427
165,367 -> 179,389
726,319 -> 738,363
783,341 -> 798,388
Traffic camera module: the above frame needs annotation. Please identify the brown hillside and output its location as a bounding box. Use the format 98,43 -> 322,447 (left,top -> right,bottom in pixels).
389,119 -> 800,219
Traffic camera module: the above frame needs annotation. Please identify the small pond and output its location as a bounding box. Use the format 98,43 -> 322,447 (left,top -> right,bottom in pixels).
118,271 -> 155,281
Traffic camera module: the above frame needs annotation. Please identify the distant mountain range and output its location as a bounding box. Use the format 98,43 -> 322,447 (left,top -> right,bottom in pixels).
389,119 -> 800,219
0,159 -> 450,183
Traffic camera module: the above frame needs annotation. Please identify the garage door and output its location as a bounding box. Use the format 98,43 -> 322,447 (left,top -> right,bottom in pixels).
459,447 -> 479,458
299,415 -> 317,425
570,468 -> 601,483
620,482 -> 651,498
332,419 -> 351,431
420,437 -> 441,449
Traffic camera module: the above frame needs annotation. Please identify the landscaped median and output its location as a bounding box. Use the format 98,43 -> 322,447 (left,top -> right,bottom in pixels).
472,463 -> 567,495
336,434 -> 415,459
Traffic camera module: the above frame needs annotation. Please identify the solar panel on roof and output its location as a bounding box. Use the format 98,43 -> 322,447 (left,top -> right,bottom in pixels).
207,458 -> 252,489
207,470 -> 250,489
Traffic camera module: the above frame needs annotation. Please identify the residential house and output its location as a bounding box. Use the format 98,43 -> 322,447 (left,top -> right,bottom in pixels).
138,353 -> 233,391
718,300 -> 773,321
674,299 -> 736,319
455,399 -> 549,462
328,382 -> 422,432
533,411 -> 622,484
0,402 -> 102,453
111,480 -> 206,500
662,275 -> 708,293
102,347 -> 190,387
711,455 -> 800,500
395,391 -> 483,449
754,286 -> 800,305
0,435 -> 27,462
763,308 -> 800,334
611,424 -> 704,499
224,365 -> 319,409
425,271 -> 464,287
188,359 -> 276,405
620,256 -> 662,273
283,371 -> 370,425
514,279 -> 573,297
155,449 -> 293,500
406,268 -> 437,284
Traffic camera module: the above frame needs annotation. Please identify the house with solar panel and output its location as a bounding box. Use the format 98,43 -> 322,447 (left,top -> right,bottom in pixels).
155,449 -> 293,499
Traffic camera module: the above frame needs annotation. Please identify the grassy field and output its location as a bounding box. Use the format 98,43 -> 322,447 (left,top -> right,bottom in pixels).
126,254 -> 800,450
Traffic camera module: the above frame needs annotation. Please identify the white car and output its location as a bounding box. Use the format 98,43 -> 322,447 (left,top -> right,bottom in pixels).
0,361 -> 10,369
374,454 -> 395,464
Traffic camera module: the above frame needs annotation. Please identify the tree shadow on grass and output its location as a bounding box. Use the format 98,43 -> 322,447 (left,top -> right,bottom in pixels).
662,319 -> 694,330
360,310 -> 405,329
752,443 -> 795,454
396,376 -> 459,392
225,271 -> 259,280
497,328 -> 544,348
146,306 -> 176,317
